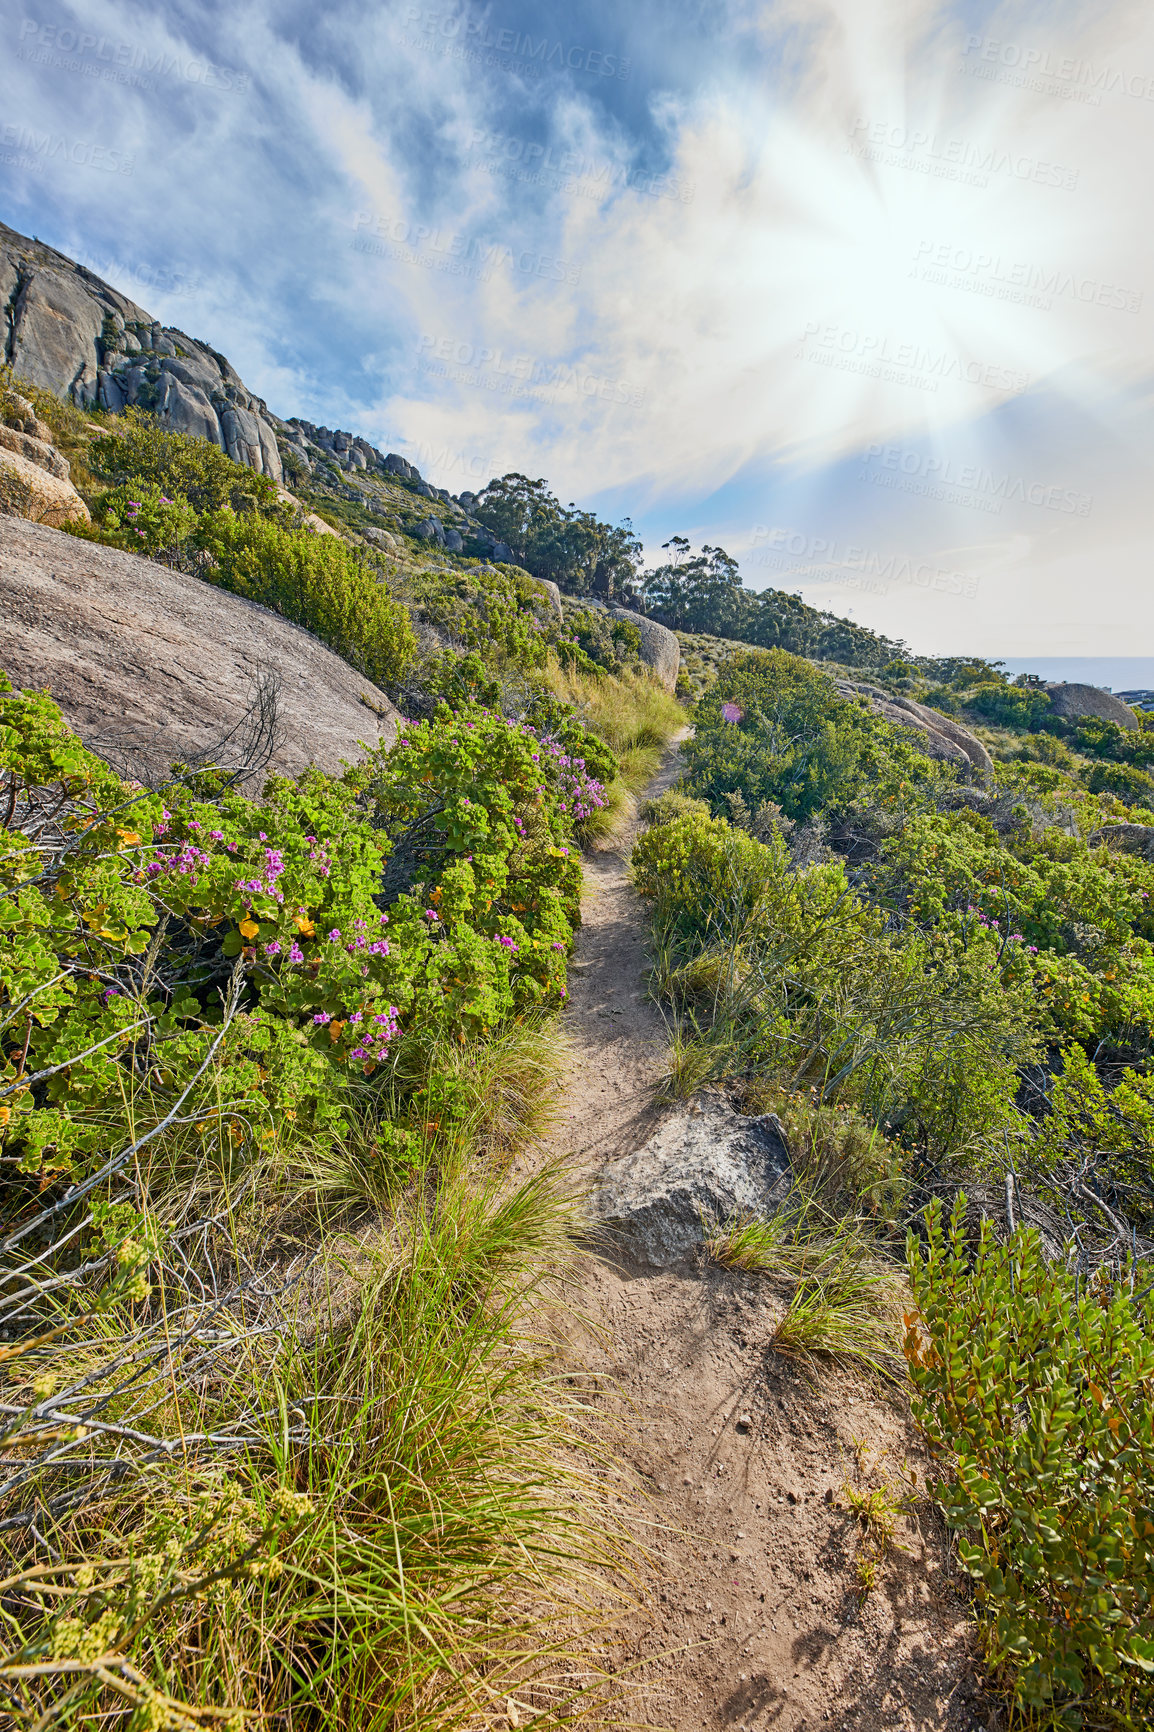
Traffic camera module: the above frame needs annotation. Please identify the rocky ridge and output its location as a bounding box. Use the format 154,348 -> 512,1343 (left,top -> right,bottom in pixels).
0,221 -> 518,562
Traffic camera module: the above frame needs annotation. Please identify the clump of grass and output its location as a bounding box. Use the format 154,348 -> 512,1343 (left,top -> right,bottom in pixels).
705,1193 -> 907,1381
706,1213 -> 788,1272
738,1077 -> 906,1221
0,1161 -> 629,1729
772,1248 -> 905,1382
659,1020 -> 741,1100
542,664 -> 685,795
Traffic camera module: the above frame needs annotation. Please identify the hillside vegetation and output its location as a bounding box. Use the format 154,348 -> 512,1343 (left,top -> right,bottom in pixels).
637,649 -> 1154,1726
5,364 -> 1154,1729
0,382 -> 684,1727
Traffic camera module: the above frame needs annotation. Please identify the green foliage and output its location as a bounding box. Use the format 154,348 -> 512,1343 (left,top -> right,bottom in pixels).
637,537 -> 913,671
88,477 -> 199,560
908,1199 -> 1154,1725
407,560 -> 555,673
872,809 -> 1154,1050
563,605 -> 644,673
1029,1044 -> 1154,1230
470,472 -> 642,600
89,411 -> 281,515
634,805 -> 1036,1156
969,682 -> 1053,729
196,511 -> 417,691
1087,760 -> 1154,801
0,680 -> 598,1191
682,648 -> 939,823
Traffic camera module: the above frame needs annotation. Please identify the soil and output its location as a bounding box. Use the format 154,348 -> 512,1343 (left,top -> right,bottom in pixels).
539,737 -> 989,1732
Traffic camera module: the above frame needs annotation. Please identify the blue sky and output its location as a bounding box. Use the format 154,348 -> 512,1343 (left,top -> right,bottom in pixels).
3,0 -> 1152,667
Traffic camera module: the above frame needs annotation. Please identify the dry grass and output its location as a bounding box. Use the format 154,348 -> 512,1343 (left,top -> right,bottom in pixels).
0,1008 -> 634,1731
542,663 -> 685,846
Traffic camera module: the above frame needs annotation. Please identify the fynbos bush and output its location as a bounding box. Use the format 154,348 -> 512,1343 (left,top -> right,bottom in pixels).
907,1199 -> 1154,1724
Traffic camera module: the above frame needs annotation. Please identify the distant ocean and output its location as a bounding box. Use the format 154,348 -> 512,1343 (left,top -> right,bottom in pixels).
991,657 -> 1154,693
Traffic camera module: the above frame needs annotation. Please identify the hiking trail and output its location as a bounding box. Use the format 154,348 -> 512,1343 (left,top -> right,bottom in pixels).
536,735 -> 986,1732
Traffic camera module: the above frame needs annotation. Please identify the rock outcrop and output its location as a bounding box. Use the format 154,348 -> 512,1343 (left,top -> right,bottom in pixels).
1045,682 -> 1137,730
0,517 -> 400,783
833,680 -> 993,778
0,446 -> 90,527
1,221 -> 283,483
590,1097 -> 791,1267
610,605 -> 680,691
1089,823 -> 1154,860
535,578 -> 564,618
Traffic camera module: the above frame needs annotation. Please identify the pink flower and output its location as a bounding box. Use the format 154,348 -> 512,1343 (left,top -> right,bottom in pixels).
721,702 -> 743,724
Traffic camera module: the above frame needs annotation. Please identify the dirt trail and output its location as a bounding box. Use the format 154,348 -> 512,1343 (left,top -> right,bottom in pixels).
548,738 -> 985,1732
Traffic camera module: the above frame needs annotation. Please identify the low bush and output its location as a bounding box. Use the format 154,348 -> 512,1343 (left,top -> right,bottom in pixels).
907,1199 -> 1154,1725
635,806 -> 1035,1158
681,648 -> 938,824
195,510 -> 417,691
89,411 -> 281,515
0,678 -> 599,1194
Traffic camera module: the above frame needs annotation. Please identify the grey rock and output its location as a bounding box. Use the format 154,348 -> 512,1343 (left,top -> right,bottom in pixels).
590,1099 -> 791,1268
384,453 -> 413,478
490,540 -> 514,563
414,517 -> 444,542
833,680 -> 993,779
1045,682 -> 1137,729
610,605 -> 681,691
154,374 -> 221,446
6,265 -> 108,401
443,528 -> 464,553
0,517 -> 400,784
363,525 -> 403,554
1089,822 -> 1154,860
535,578 -> 564,618
0,219 -> 281,484
0,425 -> 70,480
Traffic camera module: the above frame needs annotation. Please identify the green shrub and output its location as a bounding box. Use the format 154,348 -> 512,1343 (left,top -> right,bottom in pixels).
196,511 -> 416,691
89,477 -> 198,560
907,1198 -> 1154,1724
0,680 -> 600,1191
89,411 -> 281,515
682,648 -> 937,823
967,682 -> 1053,730
1086,760 -> 1154,801
634,808 -> 1036,1155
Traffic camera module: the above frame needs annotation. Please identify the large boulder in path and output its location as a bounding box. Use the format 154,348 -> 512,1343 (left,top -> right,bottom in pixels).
0,447 -> 90,527
590,1097 -> 791,1267
0,518 -> 400,783
1045,682 -> 1137,729
833,679 -> 993,779
610,606 -> 680,691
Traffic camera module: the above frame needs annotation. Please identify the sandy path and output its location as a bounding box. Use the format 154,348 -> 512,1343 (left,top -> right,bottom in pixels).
545,738 -> 986,1732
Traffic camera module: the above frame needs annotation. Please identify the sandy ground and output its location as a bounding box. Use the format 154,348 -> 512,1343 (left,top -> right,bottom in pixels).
538,738 -> 989,1732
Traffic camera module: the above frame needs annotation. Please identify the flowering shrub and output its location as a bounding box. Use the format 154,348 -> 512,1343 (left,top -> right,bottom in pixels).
0,679 -> 597,1188
92,479 -> 198,560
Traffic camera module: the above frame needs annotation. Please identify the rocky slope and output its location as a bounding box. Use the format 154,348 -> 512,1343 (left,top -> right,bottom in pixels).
0,219 -> 520,562
0,516 -> 399,783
